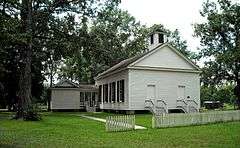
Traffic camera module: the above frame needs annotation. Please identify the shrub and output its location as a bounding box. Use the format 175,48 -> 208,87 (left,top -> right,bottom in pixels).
23,104 -> 42,121
201,85 -> 236,106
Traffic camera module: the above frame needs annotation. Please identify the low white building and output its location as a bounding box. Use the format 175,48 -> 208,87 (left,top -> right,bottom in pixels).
51,80 -> 99,112
95,31 -> 201,114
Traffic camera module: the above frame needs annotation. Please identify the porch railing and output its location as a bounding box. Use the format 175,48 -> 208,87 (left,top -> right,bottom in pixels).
145,99 -> 168,115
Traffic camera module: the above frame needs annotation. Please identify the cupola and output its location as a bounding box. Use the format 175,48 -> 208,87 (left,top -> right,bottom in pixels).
148,29 -> 167,50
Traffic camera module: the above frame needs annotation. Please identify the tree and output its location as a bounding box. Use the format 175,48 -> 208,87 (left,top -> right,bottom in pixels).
194,0 -> 240,109
16,0 -> 34,118
59,20 -> 193,84
200,85 -> 235,105
0,0 -> 193,115
0,0 -> 101,118
0,0 -> 21,110
59,1 -> 148,83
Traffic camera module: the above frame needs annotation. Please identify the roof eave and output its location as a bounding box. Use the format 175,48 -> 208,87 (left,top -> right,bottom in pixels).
95,67 -> 128,80
128,66 -> 201,73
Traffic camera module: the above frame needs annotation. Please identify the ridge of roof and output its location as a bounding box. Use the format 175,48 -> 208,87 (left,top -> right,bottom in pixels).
53,79 -> 97,89
52,79 -> 79,88
166,44 -> 201,71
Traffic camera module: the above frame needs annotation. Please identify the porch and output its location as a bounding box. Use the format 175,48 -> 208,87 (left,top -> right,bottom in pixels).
79,84 -> 99,112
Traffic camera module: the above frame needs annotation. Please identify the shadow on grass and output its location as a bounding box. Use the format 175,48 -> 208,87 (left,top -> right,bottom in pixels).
0,143 -> 16,148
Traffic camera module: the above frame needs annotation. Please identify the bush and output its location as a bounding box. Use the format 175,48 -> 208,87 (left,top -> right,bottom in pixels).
201,85 -> 236,106
23,104 -> 42,121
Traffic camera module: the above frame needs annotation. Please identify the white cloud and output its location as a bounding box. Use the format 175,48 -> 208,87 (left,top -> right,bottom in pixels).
120,0 -> 206,52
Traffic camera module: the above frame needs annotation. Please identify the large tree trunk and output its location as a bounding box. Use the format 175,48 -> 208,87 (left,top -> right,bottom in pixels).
16,0 -> 33,119
48,59 -> 53,111
16,49 -> 32,118
235,79 -> 240,110
236,32 -> 240,109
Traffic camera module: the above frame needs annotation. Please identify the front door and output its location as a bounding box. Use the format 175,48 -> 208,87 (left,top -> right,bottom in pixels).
147,85 -> 156,103
177,85 -> 185,100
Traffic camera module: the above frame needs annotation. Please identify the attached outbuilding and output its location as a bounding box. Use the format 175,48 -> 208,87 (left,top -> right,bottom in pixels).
50,80 -> 99,112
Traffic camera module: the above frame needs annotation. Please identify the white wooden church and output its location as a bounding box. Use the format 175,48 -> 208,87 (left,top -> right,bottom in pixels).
51,30 -> 201,114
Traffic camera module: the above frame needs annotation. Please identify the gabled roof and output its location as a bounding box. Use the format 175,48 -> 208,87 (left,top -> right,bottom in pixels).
52,79 -> 79,88
79,84 -> 98,90
95,43 -> 200,80
52,79 -> 98,90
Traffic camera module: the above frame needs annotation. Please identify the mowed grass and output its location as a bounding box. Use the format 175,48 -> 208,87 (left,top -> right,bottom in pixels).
0,112 -> 240,148
81,112 -> 153,128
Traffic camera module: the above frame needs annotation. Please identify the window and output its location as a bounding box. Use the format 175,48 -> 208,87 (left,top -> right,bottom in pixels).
98,85 -> 102,102
177,85 -> 186,100
117,81 -> 120,102
103,84 -> 108,103
109,82 -> 116,102
120,80 -> 124,102
109,83 -> 112,102
117,80 -> 124,102
158,33 -> 164,43
150,34 -> 154,44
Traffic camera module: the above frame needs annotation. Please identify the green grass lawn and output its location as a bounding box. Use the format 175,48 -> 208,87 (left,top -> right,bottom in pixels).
0,112 -> 240,148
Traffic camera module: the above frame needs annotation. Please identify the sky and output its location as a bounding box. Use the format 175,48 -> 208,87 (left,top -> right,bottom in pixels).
120,0 -> 206,53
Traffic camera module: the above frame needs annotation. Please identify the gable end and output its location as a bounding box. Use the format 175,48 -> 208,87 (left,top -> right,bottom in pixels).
129,43 -> 200,71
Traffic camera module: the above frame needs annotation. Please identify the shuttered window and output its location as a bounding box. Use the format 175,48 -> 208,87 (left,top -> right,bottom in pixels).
98,85 -> 102,102
117,81 -> 120,102
117,80 -> 124,102
111,82 -> 116,102
120,80 -> 124,102
103,84 -> 108,103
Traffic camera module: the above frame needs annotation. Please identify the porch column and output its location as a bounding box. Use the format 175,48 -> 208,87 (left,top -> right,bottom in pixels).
108,83 -> 110,103
101,85 -> 103,104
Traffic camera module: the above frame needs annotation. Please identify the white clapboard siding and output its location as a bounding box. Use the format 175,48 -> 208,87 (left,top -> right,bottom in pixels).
51,89 -> 80,109
95,70 -> 129,110
133,45 -> 196,70
152,110 -> 240,128
106,115 -> 135,132
129,69 -> 200,110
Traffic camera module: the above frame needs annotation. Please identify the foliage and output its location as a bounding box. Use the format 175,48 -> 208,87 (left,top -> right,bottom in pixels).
0,0 -> 196,115
23,104 -> 42,121
0,0 -> 112,113
194,0 -> 240,108
59,21 -> 194,83
59,2 -> 149,83
200,85 -> 236,105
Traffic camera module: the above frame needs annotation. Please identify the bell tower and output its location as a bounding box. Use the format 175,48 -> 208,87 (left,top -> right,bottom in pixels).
148,29 -> 167,50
